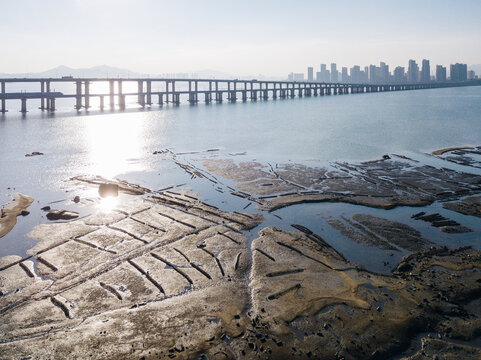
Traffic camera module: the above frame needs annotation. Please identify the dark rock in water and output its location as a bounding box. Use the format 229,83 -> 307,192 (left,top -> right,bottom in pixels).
443,196 -> 481,218
46,210 -> 79,221
40,206 -> 51,211
20,210 -> 30,216
382,154 -> 390,160
25,152 -> 44,157
98,184 -> 119,198
73,196 -> 80,203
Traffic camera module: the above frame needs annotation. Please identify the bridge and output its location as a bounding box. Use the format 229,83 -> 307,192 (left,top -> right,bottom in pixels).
1,77 -> 480,114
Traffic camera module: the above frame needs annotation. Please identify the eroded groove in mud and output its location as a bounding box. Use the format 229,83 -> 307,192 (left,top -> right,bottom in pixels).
150,253 -> 193,285
267,283 -> 302,300
217,231 -> 240,245
36,257 -> 58,272
254,248 -> 276,262
276,241 -> 332,269
234,253 -> 242,270
99,282 -> 123,300
18,262 -> 35,278
0,256 -> 33,272
200,248 -> 225,277
189,262 -> 212,280
107,225 -> 149,244
156,211 -> 197,229
128,260 -> 165,294
129,216 -> 166,232
173,248 -> 190,262
265,269 -> 305,277
74,238 -> 117,254
50,297 -> 72,319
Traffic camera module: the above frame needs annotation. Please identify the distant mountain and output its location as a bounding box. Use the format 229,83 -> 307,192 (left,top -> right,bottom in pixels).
0,65 -> 279,80
0,65 -> 147,78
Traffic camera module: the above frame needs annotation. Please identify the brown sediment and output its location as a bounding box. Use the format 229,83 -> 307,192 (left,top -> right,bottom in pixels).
443,195 -> 481,218
71,175 -> 151,195
0,193 -> 34,238
432,146 -> 474,155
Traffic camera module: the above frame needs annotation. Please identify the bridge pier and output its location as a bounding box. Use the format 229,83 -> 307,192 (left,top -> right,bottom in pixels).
118,81 -> 124,109
228,91 -> 236,102
204,92 -> 211,104
173,93 -> 180,105
20,98 -> 27,113
146,80 -> 152,106
1,81 -> 6,113
39,81 -> 45,111
99,95 -> 104,111
138,81 -> 145,107
109,80 -> 114,109
215,92 -> 223,103
280,89 -> 286,98
241,90 -> 247,102
47,97 -> 56,112
158,93 -> 164,106
84,81 -> 90,110
75,81 -> 82,110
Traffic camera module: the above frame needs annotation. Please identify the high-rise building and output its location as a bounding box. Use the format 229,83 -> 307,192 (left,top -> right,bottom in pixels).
380,62 -> 390,83
421,59 -> 430,82
450,63 -> 467,82
287,73 -> 304,81
393,66 -> 405,83
341,67 -> 349,83
320,64 -> 330,82
307,67 -> 314,82
316,71 -> 322,81
369,64 -> 379,83
467,70 -> 476,80
408,60 -> 419,83
436,65 -> 446,82
350,65 -> 361,84
330,63 -> 338,83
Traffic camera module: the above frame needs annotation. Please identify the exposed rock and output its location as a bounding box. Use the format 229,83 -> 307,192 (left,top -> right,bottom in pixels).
73,195 -> 80,203
200,157 -> 481,212
433,146 -> 481,168
443,196 -> 481,218
412,212 -> 472,233
25,151 -> 44,157
432,146 -> 474,155
403,338 -> 481,359
0,193 -> 34,238
46,210 -> 79,221
40,205 -> 51,211
71,175 -> 151,195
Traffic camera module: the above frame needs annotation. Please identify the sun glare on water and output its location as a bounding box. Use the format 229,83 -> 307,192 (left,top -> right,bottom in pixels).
85,115 -> 145,179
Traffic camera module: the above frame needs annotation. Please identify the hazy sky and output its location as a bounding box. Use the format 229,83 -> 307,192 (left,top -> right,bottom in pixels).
1,0 -> 480,76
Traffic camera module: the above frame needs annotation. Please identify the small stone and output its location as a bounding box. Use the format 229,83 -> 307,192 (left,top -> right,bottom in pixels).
20,210 -> 30,216
73,196 -> 80,203
41,206 -> 51,211
46,210 -> 79,221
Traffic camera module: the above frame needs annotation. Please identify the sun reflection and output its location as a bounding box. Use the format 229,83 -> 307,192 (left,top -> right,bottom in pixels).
85,115 -> 145,179
97,195 -> 118,213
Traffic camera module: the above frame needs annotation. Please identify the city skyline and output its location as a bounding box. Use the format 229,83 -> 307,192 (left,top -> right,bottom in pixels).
1,0 -> 480,77
289,59 -> 476,84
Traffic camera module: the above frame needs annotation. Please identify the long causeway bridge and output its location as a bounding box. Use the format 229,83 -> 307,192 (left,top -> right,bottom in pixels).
0,77 -> 480,113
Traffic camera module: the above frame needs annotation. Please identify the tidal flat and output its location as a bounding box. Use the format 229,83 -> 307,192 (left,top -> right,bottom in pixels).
1,146 -> 481,359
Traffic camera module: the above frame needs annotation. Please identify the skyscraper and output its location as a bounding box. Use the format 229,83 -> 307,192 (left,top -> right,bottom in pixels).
408,60 -> 419,83
450,63 -> 467,82
379,62 -> 389,83
393,67 -> 405,83
350,65 -> 361,84
307,67 -> 314,82
341,67 -> 348,83
320,64 -> 329,82
421,59 -> 430,82
436,65 -> 446,82
330,63 -> 338,83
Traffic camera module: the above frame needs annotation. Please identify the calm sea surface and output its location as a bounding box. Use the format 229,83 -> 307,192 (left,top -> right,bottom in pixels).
1,85 -> 480,269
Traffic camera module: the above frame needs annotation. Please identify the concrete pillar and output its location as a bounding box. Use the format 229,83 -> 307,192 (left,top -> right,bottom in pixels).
242,90 -> 247,101
137,80 -> 145,107
173,93 -> 180,105
146,80 -> 152,105
100,95 -> 104,110
21,98 -> 27,113
1,81 -> 6,113
84,81 -> 90,109
49,97 -> 56,112
109,80 -> 115,109
75,81 -> 82,110
216,92 -> 222,103
165,81 -> 169,103
158,93 -> 163,106
118,81 -> 124,109
205,92 -> 211,104
39,81 -> 45,111
251,90 -> 257,101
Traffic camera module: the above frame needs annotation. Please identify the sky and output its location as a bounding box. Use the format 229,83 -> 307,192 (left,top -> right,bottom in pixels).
1,0 -> 480,76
